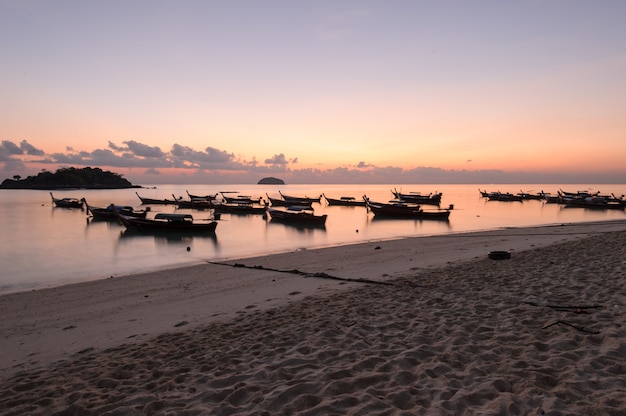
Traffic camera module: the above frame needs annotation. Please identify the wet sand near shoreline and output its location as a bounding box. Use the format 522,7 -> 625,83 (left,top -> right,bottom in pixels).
1,220 -> 625,414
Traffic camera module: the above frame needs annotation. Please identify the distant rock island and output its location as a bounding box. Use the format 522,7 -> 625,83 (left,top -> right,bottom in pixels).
258,177 -> 285,185
0,167 -> 139,189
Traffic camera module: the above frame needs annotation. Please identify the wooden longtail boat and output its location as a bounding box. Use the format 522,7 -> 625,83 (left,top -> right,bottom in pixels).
323,194 -> 366,207
266,206 -> 327,225
478,190 -> 523,202
82,198 -> 148,219
173,194 -> 213,210
363,196 -> 451,220
135,192 -> 179,205
117,213 -> 218,232
266,193 -> 313,208
278,191 -> 321,204
186,190 -> 218,200
391,189 -> 442,205
220,192 -> 264,205
50,192 -> 83,208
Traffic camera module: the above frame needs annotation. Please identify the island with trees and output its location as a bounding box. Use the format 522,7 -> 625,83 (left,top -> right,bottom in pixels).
0,167 -> 140,189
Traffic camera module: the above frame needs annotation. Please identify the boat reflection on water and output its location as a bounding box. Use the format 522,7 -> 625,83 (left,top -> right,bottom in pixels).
118,228 -> 219,247
265,218 -> 327,233
85,216 -> 127,231
367,216 -> 452,233
368,215 -> 452,224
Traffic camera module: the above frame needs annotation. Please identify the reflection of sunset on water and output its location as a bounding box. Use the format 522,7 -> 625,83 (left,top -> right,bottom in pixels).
1,183 -> 625,294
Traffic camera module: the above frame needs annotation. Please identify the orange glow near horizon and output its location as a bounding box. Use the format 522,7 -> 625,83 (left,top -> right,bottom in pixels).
2,2 -> 626,183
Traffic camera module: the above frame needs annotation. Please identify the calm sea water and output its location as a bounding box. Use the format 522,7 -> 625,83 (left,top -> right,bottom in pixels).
1,183 -> 625,294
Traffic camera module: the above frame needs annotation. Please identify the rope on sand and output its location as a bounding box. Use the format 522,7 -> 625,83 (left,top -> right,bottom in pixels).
206,261 -> 395,286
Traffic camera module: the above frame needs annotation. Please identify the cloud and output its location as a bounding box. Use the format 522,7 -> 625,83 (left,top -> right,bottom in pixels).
20,140 -> 45,156
170,144 -> 235,167
2,138 -> 626,185
1,139 -> 44,161
0,141 -> 22,160
123,140 -> 166,158
28,140 -> 296,174
264,154 -> 289,166
107,141 -> 122,152
44,148 -> 169,169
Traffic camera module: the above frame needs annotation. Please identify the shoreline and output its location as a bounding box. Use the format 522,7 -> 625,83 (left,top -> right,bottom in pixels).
2,219 -> 624,374
1,220 -> 626,414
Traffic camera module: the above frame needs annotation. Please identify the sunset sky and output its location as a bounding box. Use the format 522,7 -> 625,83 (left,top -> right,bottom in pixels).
1,0 -> 625,184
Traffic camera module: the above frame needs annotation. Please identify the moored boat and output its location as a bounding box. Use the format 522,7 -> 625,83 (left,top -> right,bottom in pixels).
174,194 -> 213,210
220,192 -> 264,205
186,190 -> 218,201
135,192 -> 179,205
117,213 -> 218,232
559,194 -> 625,210
479,190 -> 523,202
81,198 -> 148,219
266,193 -> 313,208
391,189 -> 442,205
50,192 -> 83,208
559,189 -> 600,199
516,190 -> 545,200
364,196 -> 451,220
266,206 -> 327,225
323,194 -> 366,206
278,191 -> 321,204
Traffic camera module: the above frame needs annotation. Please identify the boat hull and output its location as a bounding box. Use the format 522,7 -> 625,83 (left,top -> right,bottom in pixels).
391,190 -> 442,205
135,192 -> 178,205
323,194 -> 366,206
50,192 -> 83,208
365,198 -> 451,220
266,208 -> 327,225
117,215 -> 218,232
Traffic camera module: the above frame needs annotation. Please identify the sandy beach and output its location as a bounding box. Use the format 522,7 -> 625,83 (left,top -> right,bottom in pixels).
1,220 -> 625,415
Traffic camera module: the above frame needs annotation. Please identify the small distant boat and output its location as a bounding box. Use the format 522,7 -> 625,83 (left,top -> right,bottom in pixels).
559,192 -> 625,210
323,194 -> 366,207
559,189 -> 600,199
478,190 -> 523,202
540,191 -> 561,203
173,194 -> 213,210
391,189 -> 442,205
82,198 -> 148,219
364,196 -> 451,220
266,206 -> 327,225
279,191 -> 321,204
117,213 -> 218,232
50,192 -> 83,208
220,192 -> 263,205
516,190 -> 545,201
135,192 -> 179,205
186,190 -> 218,201
266,193 -> 313,208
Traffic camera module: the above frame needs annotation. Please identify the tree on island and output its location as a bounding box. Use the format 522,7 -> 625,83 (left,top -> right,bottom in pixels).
0,167 -> 139,189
